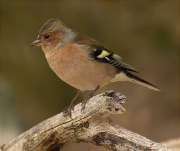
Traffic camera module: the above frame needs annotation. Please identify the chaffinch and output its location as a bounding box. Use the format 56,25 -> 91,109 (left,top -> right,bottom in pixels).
31,18 -> 161,111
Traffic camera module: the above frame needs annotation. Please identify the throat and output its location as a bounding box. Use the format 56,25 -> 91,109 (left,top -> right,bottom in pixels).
45,53 -> 50,58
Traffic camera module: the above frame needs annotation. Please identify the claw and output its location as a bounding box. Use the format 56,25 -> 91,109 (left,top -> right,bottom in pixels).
81,86 -> 100,112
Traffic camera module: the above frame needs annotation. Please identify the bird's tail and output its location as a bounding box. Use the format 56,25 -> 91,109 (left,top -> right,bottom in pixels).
126,71 -> 161,91
111,71 -> 161,91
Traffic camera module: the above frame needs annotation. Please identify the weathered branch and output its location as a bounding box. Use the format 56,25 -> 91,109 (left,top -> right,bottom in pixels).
1,90 -> 173,151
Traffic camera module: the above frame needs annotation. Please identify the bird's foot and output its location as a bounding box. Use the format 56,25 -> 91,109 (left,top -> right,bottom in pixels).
81,86 -> 100,112
69,102 -> 75,111
81,95 -> 92,112
67,102 -> 76,118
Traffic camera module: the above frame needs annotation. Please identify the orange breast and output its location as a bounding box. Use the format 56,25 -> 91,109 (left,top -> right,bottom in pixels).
46,43 -> 117,90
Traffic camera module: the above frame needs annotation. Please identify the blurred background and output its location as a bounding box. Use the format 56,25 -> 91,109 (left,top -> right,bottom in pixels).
1,1 -> 179,151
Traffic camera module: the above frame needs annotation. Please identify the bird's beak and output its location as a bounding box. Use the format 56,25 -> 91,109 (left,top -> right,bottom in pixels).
31,39 -> 42,46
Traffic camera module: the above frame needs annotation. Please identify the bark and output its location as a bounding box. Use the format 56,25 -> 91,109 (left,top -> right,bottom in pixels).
1,90 -> 173,151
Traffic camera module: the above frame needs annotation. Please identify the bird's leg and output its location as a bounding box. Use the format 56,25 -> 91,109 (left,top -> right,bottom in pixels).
81,86 -> 100,112
69,90 -> 82,111
67,90 -> 82,117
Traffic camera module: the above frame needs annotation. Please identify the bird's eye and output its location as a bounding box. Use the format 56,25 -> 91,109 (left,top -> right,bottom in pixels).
45,35 -> 50,39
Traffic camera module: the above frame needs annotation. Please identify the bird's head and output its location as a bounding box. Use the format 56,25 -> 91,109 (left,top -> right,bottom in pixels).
31,18 -> 69,53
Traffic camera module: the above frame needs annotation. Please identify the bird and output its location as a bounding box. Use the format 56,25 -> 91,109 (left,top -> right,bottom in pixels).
31,18 -> 161,112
